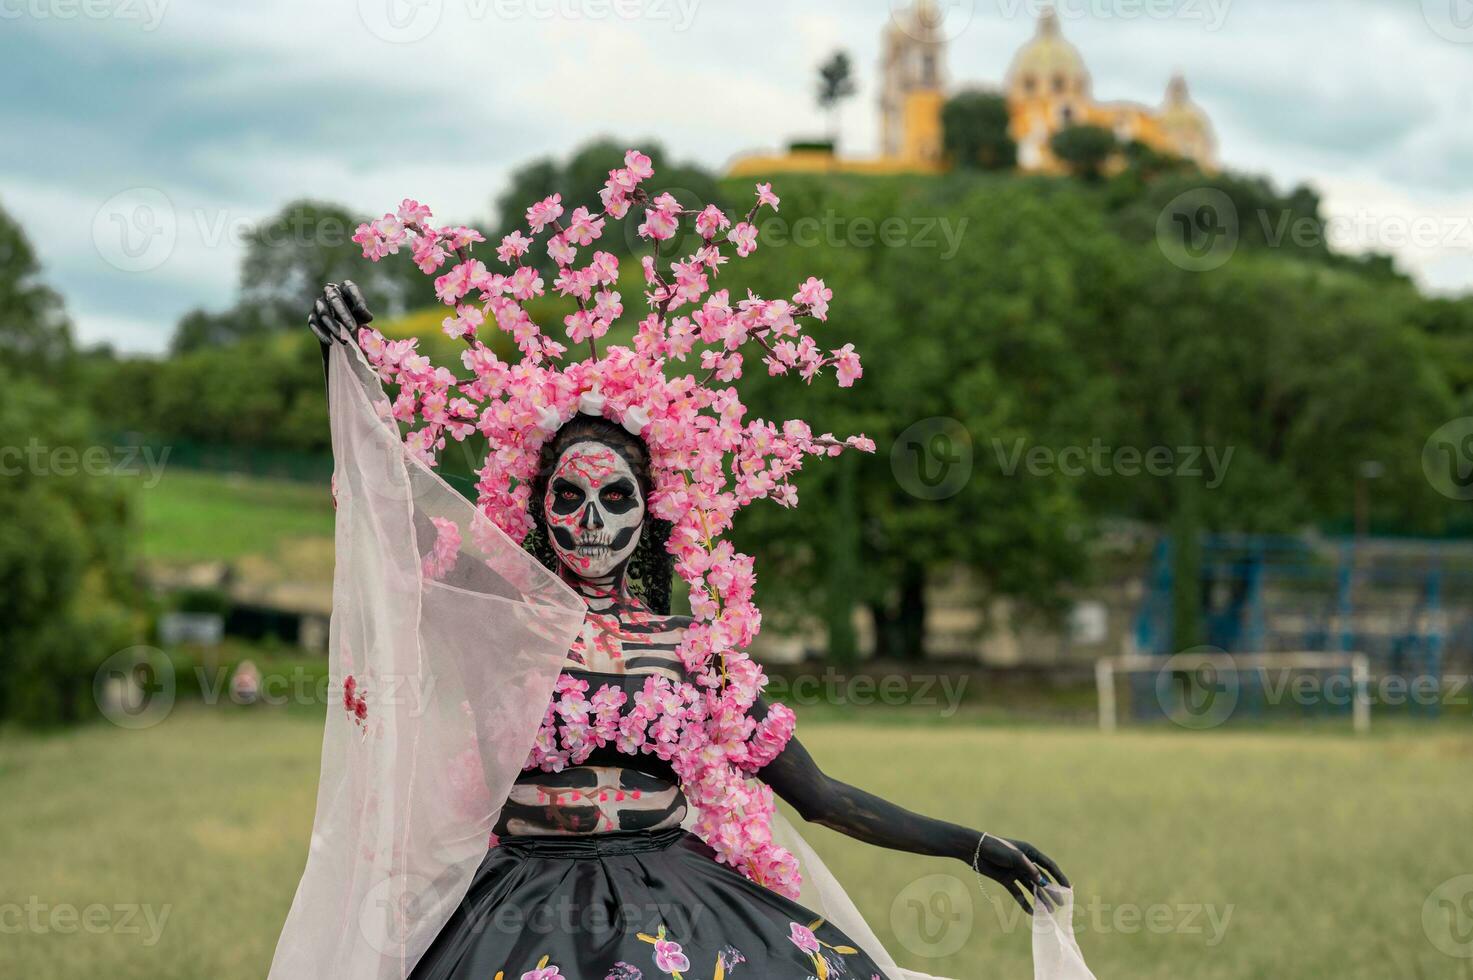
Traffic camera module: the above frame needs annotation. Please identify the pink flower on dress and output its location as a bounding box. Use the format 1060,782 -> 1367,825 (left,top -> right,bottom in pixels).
788,922 -> 821,955
522,967 -> 563,980
652,938 -> 689,974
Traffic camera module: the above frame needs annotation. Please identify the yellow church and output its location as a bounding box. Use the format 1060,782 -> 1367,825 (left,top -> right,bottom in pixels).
728,1 -> 1216,177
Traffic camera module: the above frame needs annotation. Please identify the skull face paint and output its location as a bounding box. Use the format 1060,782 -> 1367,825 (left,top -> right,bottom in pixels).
543,440 -> 646,582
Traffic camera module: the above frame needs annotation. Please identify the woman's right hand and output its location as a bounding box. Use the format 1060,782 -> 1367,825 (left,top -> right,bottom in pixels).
308,280 -> 374,350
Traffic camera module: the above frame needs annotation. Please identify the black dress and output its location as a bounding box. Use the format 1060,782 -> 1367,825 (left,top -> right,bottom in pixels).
409,672 -> 888,980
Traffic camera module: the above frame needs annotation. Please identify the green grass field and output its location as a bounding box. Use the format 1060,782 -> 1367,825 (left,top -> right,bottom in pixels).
2,711 -> 1470,979
130,469 -> 335,564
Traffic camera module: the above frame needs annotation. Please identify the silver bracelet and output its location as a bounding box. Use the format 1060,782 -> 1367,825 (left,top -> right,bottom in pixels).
971,832 -> 991,872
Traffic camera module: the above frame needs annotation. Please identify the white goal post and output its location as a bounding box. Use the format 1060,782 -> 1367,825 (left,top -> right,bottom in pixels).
1096,651 -> 1372,735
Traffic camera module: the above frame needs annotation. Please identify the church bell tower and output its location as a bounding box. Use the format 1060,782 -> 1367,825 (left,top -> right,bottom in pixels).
879,0 -> 948,163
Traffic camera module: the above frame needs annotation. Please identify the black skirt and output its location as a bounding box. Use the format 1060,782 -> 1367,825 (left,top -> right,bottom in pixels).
410,828 -> 888,980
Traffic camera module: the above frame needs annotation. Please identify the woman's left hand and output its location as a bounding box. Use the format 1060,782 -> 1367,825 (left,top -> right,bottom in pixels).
973,834 -> 1070,914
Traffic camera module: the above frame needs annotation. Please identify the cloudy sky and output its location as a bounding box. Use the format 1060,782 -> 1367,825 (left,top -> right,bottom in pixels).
2,0 -> 1470,352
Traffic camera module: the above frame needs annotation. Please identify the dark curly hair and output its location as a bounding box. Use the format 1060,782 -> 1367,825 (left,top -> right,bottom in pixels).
522,414 -> 674,614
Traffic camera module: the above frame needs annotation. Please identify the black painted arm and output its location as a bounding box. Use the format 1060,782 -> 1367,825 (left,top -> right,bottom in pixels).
752,697 -> 1067,912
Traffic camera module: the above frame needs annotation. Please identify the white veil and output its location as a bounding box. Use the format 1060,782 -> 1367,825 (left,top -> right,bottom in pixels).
268,344 -> 585,979
270,343 -> 1094,980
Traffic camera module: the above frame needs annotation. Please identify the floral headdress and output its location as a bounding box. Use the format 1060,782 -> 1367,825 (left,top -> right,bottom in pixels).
352,151 -> 871,897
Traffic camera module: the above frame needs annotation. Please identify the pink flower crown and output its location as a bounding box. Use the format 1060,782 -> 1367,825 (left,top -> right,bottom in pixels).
352,151 -> 870,894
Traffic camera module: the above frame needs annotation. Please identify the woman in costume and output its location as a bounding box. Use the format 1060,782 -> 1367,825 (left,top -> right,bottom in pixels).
272,157 -> 1087,980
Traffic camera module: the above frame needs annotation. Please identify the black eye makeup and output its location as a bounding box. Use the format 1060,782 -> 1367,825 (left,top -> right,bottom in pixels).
550,478 -> 586,514
600,479 -> 640,514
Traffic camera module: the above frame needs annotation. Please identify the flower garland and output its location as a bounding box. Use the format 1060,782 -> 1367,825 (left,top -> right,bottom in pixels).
351,151 -> 869,897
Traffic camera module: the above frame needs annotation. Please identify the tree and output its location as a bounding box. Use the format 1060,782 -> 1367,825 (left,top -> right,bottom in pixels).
727,177 -> 1111,660
0,199 -> 74,379
1049,124 -> 1117,181
0,372 -> 139,725
816,51 -> 858,149
941,90 -> 1017,171
170,305 -> 269,355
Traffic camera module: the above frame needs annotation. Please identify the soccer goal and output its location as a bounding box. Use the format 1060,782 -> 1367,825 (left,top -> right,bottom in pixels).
1095,651 -> 1372,734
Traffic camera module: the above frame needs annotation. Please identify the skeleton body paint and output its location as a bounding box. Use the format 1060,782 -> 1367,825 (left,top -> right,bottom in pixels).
500,435 -> 693,836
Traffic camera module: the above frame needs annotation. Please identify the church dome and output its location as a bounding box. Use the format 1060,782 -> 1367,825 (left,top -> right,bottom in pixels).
1159,74 -> 1210,131
1158,73 -> 1217,165
1006,9 -> 1091,101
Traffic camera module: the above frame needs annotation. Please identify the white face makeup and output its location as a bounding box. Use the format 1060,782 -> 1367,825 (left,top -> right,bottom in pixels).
543,440 -> 646,583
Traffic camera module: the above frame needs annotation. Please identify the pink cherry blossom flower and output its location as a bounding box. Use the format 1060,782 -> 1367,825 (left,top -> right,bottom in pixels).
442,304 -> 484,340
565,206 -> 606,246
411,234 -> 448,274
625,149 -> 654,180
755,182 -> 780,211
547,234 -> 576,266
695,204 -> 730,240
639,207 -> 678,242
397,198 -> 432,225
508,266 -> 544,301
833,343 -> 862,387
497,231 -> 532,265
525,193 -> 564,233
729,222 -> 758,257
794,276 -> 832,320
